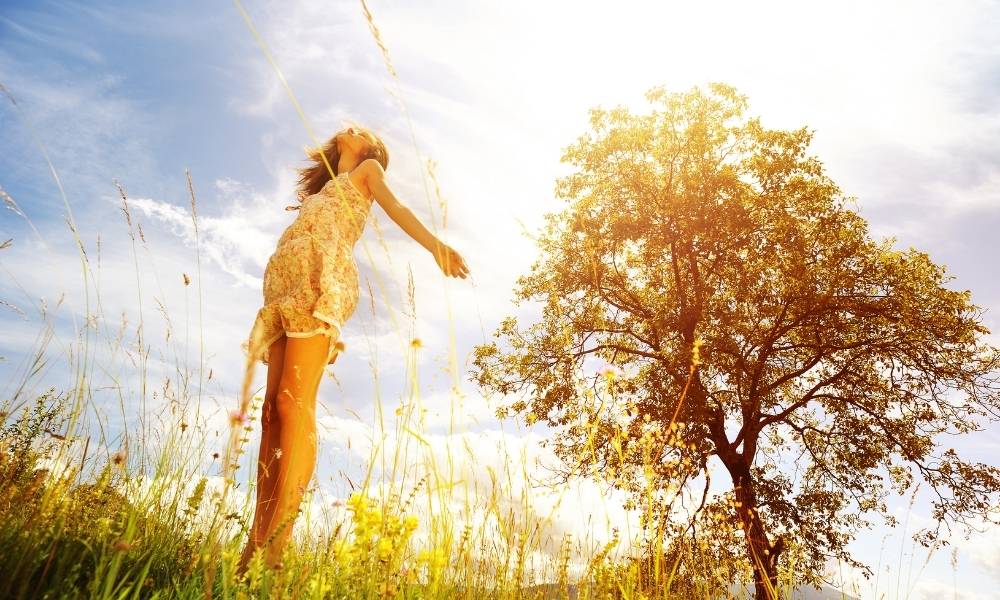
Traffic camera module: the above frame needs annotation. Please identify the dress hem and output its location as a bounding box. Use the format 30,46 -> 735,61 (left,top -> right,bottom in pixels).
248,312 -> 345,366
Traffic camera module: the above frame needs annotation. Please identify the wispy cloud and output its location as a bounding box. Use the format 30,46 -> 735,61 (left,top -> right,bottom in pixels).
126,177 -> 292,289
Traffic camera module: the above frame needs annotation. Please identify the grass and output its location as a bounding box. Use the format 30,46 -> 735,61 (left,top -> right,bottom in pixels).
0,367 -> 718,600
0,308 -> 730,599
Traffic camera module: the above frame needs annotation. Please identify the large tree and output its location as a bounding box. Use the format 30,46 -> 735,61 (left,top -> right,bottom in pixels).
471,83 -> 1000,599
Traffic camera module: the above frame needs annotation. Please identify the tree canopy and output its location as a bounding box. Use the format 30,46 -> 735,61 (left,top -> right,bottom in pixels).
471,83 -> 1000,599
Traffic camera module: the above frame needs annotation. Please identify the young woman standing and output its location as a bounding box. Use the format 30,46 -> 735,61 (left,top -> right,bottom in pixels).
237,125 -> 469,575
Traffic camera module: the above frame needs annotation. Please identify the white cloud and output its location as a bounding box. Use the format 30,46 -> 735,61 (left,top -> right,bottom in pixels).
126,177 -> 288,289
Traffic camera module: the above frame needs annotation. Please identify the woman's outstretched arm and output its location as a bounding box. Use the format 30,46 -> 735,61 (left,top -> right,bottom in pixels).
359,158 -> 470,279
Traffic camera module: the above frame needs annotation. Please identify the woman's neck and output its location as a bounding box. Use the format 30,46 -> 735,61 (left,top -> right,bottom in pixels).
337,152 -> 362,175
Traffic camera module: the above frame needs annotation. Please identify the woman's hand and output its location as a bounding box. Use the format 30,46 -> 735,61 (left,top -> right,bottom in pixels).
433,242 -> 470,279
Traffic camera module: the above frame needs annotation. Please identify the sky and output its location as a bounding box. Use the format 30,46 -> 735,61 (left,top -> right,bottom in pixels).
1,0 -> 999,597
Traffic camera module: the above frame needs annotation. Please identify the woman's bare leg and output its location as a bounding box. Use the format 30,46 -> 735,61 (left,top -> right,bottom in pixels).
259,333 -> 332,569
238,334 -> 287,574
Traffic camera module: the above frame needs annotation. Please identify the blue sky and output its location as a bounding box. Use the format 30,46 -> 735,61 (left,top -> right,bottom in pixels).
2,0 -> 1000,596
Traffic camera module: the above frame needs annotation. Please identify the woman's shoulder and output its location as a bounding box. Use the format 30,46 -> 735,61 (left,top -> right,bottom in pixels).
354,158 -> 384,180
345,162 -> 380,200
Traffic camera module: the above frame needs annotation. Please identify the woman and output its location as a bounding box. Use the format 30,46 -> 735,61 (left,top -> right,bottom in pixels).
237,125 -> 469,575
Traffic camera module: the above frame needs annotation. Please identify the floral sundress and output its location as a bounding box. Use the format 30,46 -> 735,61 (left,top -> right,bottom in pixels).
243,170 -> 372,366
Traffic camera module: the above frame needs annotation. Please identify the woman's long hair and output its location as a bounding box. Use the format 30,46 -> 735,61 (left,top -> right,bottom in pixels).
296,125 -> 389,198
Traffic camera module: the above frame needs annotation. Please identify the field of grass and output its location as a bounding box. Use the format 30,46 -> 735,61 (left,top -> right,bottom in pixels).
1,347 -> 871,600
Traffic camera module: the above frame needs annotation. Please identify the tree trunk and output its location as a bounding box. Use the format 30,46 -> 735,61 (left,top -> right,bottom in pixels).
728,464 -> 784,599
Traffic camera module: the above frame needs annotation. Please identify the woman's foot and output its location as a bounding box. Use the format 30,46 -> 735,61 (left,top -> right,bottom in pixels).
235,544 -> 284,581
266,559 -> 285,571
264,547 -> 286,571
236,543 -> 259,580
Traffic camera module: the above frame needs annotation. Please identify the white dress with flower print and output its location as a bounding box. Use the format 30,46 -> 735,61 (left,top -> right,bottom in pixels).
243,170 -> 372,365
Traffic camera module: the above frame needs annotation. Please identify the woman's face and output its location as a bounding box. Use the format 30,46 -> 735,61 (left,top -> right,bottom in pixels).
339,127 -> 376,156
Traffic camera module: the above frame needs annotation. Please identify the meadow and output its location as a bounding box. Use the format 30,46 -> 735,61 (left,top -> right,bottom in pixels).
0,281 -> 876,600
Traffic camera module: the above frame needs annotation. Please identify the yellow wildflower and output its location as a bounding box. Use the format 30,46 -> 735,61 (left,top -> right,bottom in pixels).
403,515 -> 419,532
376,537 -> 393,562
